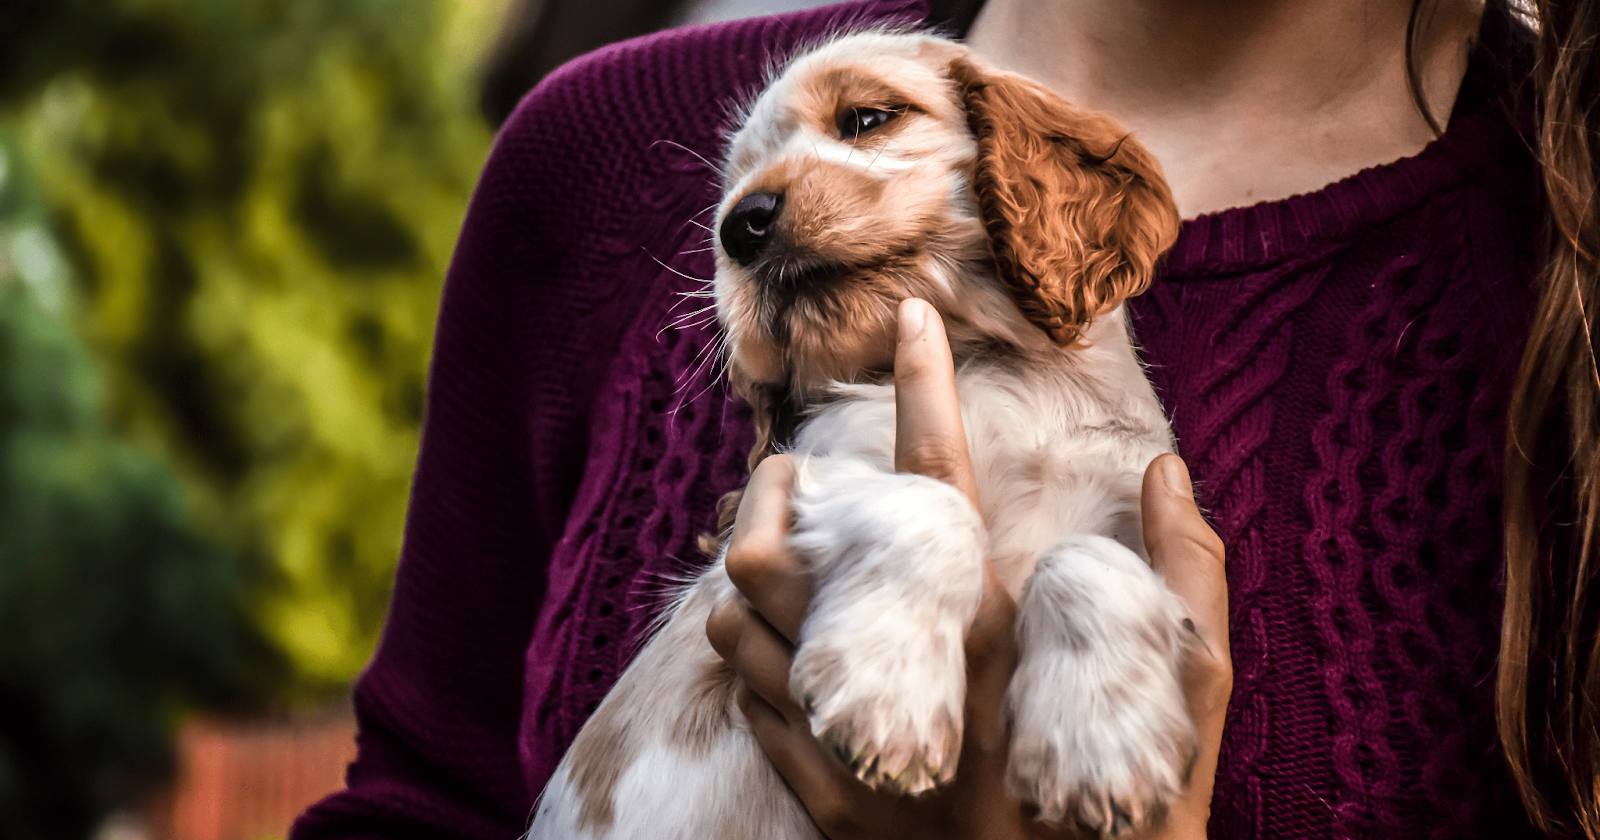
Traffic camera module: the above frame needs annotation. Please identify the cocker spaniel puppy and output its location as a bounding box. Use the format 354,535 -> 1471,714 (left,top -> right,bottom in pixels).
529,29 -> 1193,840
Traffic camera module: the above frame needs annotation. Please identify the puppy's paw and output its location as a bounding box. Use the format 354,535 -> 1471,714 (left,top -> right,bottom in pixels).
1007,535 -> 1196,837
790,606 -> 967,794
785,464 -> 987,795
1007,699 -> 1196,837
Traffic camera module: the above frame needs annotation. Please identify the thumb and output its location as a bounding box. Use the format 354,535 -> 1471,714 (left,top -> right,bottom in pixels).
894,298 -> 980,507
1141,453 -> 1230,716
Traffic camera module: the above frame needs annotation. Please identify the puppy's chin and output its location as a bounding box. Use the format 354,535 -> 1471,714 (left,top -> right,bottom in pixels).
783,311 -> 898,392
727,331 -> 786,390
728,306 -> 897,398
722,253 -> 1053,400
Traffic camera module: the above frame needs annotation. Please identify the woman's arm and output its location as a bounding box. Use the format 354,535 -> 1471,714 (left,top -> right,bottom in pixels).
708,299 -> 1232,839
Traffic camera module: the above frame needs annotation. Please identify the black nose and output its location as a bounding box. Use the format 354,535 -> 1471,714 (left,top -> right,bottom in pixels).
719,192 -> 782,266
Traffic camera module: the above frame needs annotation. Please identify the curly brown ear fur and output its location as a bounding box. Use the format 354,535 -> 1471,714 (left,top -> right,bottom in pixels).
949,58 -> 1180,345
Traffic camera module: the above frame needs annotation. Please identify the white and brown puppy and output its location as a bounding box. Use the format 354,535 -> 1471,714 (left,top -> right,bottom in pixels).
529,30 -> 1194,840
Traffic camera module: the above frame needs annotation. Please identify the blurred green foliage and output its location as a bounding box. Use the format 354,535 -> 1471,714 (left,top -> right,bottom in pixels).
2,0 -> 503,692
0,0 -> 505,834
0,277 -> 284,839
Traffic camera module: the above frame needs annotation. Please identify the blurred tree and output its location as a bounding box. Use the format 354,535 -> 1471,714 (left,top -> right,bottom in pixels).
1,0 -> 504,703
0,267 -> 285,840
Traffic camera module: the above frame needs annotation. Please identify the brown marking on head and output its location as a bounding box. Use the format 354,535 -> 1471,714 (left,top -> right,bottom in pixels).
948,57 -> 1180,346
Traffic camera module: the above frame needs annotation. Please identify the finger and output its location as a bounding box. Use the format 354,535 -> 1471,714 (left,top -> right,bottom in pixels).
706,597 -> 805,723
894,298 -> 980,507
724,454 -> 812,642
738,687 -> 873,838
1142,454 -> 1228,661
1141,454 -> 1231,839
959,564 -> 1019,755
945,565 -> 1032,839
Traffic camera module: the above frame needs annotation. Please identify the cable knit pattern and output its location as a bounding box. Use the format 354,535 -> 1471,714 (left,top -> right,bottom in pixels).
1130,59 -> 1542,836
293,4 -> 1550,838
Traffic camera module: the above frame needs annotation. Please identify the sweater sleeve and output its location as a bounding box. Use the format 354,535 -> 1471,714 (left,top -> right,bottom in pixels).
288,49 -> 652,840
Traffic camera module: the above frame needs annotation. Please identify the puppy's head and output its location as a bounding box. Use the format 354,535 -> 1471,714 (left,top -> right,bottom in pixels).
713,30 -> 1178,410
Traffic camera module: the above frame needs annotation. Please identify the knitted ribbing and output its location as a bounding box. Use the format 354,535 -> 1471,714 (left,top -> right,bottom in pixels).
293,4 -> 1549,838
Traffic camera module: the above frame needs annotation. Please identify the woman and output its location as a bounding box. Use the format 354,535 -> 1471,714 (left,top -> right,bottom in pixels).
292,0 -> 1599,837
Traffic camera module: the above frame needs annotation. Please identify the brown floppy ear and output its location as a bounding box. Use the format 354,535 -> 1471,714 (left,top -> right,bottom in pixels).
949,58 -> 1180,345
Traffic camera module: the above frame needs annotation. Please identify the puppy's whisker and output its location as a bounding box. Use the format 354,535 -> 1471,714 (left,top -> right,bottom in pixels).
676,327 -> 728,394
649,270 -> 717,341
672,301 -> 719,320
667,303 -> 720,332
658,271 -> 717,333
866,142 -> 888,173
671,334 -> 731,417
659,313 -> 716,342
645,249 -> 711,286
682,313 -> 720,329
652,138 -> 722,176
675,359 -> 729,417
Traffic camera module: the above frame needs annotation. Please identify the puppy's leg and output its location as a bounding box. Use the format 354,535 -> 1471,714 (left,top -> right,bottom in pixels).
786,457 -> 987,795
529,564 -> 818,840
1006,534 -> 1195,838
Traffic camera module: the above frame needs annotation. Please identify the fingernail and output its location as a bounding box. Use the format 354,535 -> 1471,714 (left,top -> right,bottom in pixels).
898,298 -> 926,342
1162,455 -> 1193,499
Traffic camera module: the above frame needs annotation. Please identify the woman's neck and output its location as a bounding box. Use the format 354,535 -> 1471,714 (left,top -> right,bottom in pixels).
965,0 -> 1484,218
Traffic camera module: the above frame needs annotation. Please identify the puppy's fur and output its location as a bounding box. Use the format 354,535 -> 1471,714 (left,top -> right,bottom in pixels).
529,30 -> 1194,840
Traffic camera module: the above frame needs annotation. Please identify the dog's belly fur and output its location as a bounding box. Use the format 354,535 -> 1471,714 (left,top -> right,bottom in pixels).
528,314 -> 1193,839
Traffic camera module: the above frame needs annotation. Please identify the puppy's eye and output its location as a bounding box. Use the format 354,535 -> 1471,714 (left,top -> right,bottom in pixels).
837,106 -> 900,140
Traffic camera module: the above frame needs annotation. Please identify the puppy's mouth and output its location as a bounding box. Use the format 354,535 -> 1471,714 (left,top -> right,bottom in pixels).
752,256 -> 854,300
741,254 -> 871,349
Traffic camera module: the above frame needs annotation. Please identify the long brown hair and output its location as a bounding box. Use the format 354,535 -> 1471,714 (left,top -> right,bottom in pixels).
1491,0 -> 1600,834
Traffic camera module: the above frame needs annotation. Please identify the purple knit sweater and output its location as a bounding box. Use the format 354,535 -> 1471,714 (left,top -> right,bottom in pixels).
292,2 -> 1547,837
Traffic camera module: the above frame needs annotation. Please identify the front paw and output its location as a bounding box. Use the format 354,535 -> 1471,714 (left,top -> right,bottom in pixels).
790,608 -> 966,795
784,466 -> 987,795
1008,703 -> 1195,836
1007,535 -> 1196,837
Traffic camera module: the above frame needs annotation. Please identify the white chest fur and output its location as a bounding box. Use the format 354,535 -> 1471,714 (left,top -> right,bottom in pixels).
794,307 -> 1173,596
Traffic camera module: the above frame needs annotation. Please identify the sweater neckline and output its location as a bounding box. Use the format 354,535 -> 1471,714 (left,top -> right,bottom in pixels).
1158,92 -> 1520,278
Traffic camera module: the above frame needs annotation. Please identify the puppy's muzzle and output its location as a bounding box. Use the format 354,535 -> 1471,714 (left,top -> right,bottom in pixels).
720,191 -> 783,266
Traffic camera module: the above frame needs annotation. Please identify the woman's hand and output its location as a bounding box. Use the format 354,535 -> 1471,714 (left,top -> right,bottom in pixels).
706,298 -> 1231,839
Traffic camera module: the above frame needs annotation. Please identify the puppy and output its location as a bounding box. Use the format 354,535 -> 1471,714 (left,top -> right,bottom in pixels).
529,30 -> 1194,840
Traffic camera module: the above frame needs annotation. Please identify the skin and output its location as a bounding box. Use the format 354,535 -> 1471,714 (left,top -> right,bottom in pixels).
708,1 -> 1486,834
964,0 -> 1485,219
